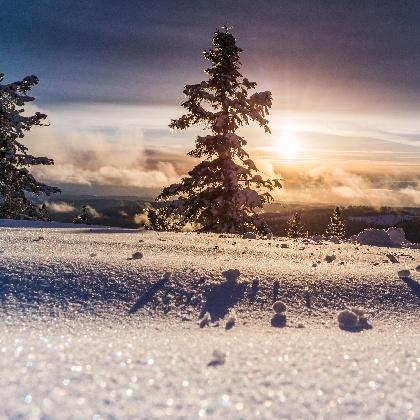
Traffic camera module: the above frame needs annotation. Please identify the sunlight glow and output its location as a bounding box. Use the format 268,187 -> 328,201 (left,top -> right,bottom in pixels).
277,127 -> 301,158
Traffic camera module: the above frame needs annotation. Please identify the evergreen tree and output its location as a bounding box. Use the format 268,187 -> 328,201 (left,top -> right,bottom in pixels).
0,73 -> 60,220
286,212 -> 307,239
73,205 -> 91,225
40,203 -> 51,222
325,206 -> 347,239
155,27 -> 281,234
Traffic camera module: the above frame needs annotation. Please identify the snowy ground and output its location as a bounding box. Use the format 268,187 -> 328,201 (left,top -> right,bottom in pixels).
1,223 -> 420,419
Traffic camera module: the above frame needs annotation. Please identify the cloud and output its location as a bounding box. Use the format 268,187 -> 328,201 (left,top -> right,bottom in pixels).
271,164 -> 420,207
21,104 -> 420,207
85,205 -> 102,219
26,124 -> 186,190
45,201 -> 76,213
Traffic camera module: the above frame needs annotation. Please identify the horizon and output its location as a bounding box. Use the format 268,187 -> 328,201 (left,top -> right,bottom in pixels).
2,0 -> 420,206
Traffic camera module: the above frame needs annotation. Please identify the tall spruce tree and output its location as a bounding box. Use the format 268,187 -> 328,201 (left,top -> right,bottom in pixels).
0,73 -> 60,220
325,206 -> 346,239
154,27 -> 281,234
286,212 -> 308,239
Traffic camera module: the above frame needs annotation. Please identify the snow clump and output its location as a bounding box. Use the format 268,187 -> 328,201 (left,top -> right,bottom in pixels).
324,255 -> 336,263
337,308 -> 371,331
397,270 -> 411,279
225,311 -> 237,330
271,300 -> 287,327
199,312 -> 211,328
272,301 -> 287,314
130,251 -> 143,260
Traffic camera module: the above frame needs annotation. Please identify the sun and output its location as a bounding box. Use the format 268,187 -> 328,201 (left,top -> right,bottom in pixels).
277,128 -> 301,158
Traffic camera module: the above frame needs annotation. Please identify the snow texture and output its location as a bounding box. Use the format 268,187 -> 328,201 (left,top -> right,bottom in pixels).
0,223 -> 419,419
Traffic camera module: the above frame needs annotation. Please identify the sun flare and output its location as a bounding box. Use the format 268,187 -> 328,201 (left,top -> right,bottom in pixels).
278,128 -> 301,158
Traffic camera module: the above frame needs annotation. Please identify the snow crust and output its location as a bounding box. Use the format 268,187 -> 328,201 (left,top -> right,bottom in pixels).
1,226 -> 419,419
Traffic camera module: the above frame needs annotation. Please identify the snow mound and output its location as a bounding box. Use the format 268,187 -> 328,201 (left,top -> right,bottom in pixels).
352,229 -> 395,247
309,234 -> 323,243
352,227 -> 417,248
327,236 -> 340,244
386,227 -> 410,246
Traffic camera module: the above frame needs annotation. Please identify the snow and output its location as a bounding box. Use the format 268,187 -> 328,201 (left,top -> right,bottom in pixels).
352,227 -> 418,248
386,227 -> 410,245
272,301 -> 287,314
1,225 -> 420,418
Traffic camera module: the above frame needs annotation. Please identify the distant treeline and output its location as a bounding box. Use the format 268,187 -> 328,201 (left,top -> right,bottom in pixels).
45,197 -> 420,242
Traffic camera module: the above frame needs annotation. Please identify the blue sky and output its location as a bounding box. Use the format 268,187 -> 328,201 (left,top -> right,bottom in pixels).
2,0 -> 420,204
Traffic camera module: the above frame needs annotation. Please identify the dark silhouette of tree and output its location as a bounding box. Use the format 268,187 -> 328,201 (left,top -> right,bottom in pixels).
0,73 -> 60,219
73,205 -> 91,225
153,27 -> 281,234
40,203 -> 51,221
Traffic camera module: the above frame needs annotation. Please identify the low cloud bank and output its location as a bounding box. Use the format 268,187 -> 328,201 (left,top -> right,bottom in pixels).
26,123 -> 420,207
45,201 -> 76,213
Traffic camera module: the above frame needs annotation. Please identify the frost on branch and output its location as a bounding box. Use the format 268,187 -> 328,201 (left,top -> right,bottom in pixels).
155,27 -> 281,234
0,73 -> 60,220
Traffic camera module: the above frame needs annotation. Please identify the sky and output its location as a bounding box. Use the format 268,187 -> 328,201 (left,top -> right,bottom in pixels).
2,0 -> 420,206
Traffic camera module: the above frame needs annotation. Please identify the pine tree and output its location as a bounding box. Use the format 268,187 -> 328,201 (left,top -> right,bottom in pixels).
286,212 -> 308,239
40,203 -> 51,222
325,206 -> 347,239
0,73 -> 60,220
73,205 -> 91,225
155,27 -> 281,234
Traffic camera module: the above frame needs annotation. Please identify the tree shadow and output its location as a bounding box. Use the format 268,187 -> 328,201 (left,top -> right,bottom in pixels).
200,269 -> 246,321
128,274 -> 170,314
248,279 -> 259,302
272,280 -> 280,302
401,276 -> 420,300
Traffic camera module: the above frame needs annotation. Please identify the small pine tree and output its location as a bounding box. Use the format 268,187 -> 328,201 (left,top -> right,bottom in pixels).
325,206 -> 346,239
287,212 -> 308,239
0,73 -> 60,220
40,203 -> 51,222
73,205 -> 91,225
156,27 -> 281,234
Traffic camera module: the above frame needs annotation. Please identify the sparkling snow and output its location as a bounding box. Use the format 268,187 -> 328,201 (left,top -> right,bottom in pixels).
1,222 -> 419,419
